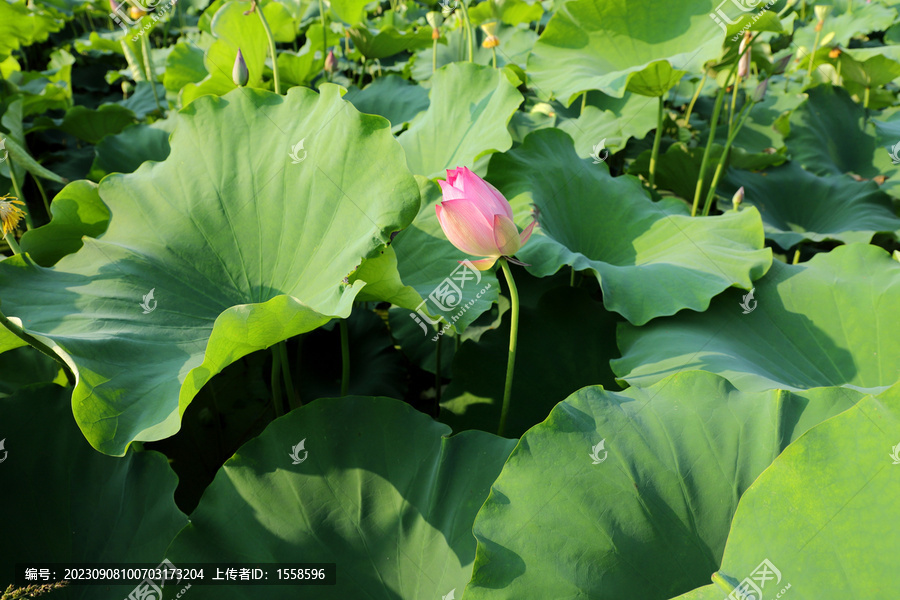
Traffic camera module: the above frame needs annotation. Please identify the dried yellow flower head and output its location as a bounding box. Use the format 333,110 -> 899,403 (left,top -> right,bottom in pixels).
481,22 -> 500,48
0,194 -> 26,236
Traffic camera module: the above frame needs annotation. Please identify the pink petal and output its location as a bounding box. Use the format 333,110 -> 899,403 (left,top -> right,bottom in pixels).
436,199 -> 500,257
492,214 -> 522,256
457,167 -> 514,221
438,177 -> 466,201
463,257 -> 499,271
445,167 -> 464,188
519,220 -> 537,247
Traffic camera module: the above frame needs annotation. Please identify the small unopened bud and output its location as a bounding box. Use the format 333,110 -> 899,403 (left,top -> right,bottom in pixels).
737,31 -> 751,78
772,53 -> 792,75
324,49 -> 337,73
732,186 -> 744,211
751,78 -> 768,102
481,22 -> 500,49
109,0 -> 121,11
232,48 -> 249,86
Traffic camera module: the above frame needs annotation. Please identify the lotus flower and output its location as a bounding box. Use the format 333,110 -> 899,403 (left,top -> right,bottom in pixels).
436,167 -> 536,271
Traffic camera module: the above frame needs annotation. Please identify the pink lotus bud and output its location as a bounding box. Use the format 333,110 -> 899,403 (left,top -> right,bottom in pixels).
732,186 -> 744,211
324,49 -> 337,73
232,48 -> 249,87
436,167 -> 536,271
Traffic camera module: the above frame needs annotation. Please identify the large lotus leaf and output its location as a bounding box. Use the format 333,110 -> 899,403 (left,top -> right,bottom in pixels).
677,382 -> 900,600
343,75 -> 430,132
0,0 -> 63,62
527,0 -> 724,103
412,25 -> 537,80
463,371 -> 862,600
0,384 -> 187,598
57,104 -> 137,144
163,41 -> 208,92
0,86 -> 420,456
165,395 -> 517,599
467,0 -> 543,26
348,25 -> 434,59
358,176 -> 500,332
87,120 -> 174,182
486,128 -> 772,325
557,91 -> 659,157
614,243 -> 900,394
19,180 -> 110,267
719,162 -> 900,248
440,285 -> 621,438
785,84 -> 882,178
792,2 -> 896,50
180,1 -> 271,105
398,63 -> 523,178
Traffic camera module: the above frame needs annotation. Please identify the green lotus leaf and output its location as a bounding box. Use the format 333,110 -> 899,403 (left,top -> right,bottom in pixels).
398,62 -> 523,178
412,25 -> 537,81
0,86 -> 419,456
0,0 -> 64,62
329,0 -> 369,25
463,371 -> 862,600
57,104 -> 137,144
19,180 -> 110,267
88,121 -> 174,182
614,243 -> 900,393
347,25 -> 434,59
0,384 -> 187,598
440,285 -> 621,438
527,0 -> 724,103
785,84 -> 880,178
165,396 -> 517,599
792,2 -> 896,50
467,0 -> 543,26
486,128 -> 772,325
838,52 -> 900,102
163,41 -> 208,92
720,162 -> 900,248
0,324 -> 27,354
557,92 -> 659,157
180,1 -> 272,105
678,382 -> 900,599
0,344 -> 64,393
343,75 -> 430,132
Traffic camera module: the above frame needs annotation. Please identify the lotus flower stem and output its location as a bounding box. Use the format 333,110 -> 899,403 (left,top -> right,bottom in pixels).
34,176 -> 51,217
277,341 -> 300,409
497,258 -> 519,437
0,311 -> 76,386
3,234 -> 21,254
581,91 -> 587,115
7,163 -> 33,230
435,333 -> 442,405
318,0 -> 328,78
340,318 -> 350,396
432,37 -> 438,73
270,346 -> 284,417
140,35 -> 164,114
684,71 -> 707,125
253,0 -> 281,94
649,96 -> 665,190
459,0 -> 474,62
701,100 -> 755,216
691,84 -> 725,216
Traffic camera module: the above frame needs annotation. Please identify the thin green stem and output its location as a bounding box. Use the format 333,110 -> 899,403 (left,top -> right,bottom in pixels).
140,34 -> 163,114
496,258 -> 520,437
684,71 -> 707,125
491,47 -> 497,69
728,80 -> 738,132
7,164 -> 33,230
701,100 -> 755,216
432,37 -> 438,73
33,175 -> 51,217
4,233 -> 22,254
340,318 -> 350,396
254,0 -> 281,94
649,95 -> 665,190
691,85 -> 725,216
806,27 -> 822,86
277,341 -> 300,409
318,0 -> 328,78
270,346 -> 284,417
569,266 -> 575,287
459,0 -> 474,63
434,333 -> 442,406
0,311 -> 76,385
581,90 -> 587,114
